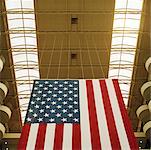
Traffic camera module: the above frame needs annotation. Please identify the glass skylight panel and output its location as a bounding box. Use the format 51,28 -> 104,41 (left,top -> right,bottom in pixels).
21,0 -> 34,9
109,0 -> 143,105
5,0 -> 39,123
5,0 -> 21,10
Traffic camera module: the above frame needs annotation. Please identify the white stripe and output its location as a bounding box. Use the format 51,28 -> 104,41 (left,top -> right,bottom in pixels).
106,79 -> 130,149
26,124 -> 39,150
93,80 -> 112,150
44,124 -> 55,150
79,80 -> 92,150
62,124 -> 72,150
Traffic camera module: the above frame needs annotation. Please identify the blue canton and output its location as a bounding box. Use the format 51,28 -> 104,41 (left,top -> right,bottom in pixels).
25,80 -> 80,124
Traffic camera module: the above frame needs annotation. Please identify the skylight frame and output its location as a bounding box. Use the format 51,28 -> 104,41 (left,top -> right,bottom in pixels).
5,0 -> 40,123
109,0 -> 144,105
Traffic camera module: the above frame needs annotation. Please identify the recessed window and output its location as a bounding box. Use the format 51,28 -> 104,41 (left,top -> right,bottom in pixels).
71,53 -> 77,59
71,17 -> 78,24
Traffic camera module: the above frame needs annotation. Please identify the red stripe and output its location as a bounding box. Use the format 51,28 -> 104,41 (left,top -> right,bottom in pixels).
113,79 -> 139,150
53,124 -> 64,150
99,80 -> 121,149
86,80 -> 102,150
35,123 -> 47,150
17,124 -> 30,150
72,124 -> 81,150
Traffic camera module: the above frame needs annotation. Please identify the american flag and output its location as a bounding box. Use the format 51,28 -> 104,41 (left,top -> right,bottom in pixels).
18,79 -> 138,150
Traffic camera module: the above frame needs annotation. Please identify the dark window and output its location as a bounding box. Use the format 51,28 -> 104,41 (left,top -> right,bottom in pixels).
71,53 -> 77,59
71,17 -> 78,24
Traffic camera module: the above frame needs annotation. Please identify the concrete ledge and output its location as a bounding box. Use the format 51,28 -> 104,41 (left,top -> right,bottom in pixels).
3,133 -> 20,139
2,132 -> 146,139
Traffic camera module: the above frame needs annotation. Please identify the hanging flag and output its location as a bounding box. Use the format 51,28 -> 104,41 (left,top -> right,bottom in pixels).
18,79 -> 138,150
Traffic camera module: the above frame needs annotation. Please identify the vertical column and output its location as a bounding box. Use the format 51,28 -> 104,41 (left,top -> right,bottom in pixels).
0,71 -> 12,140
0,1 -> 12,140
0,20 -> 12,141
136,57 -> 151,138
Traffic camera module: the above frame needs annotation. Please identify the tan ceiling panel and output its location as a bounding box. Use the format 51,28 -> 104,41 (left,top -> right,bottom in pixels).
58,67 -> 69,79
36,14 -> 113,31
35,0 -> 114,11
37,33 -> 112,49
60,52 -> 69,64
140,34 -> 150,50
36,14 -> 69,31
35,0 -> 114,79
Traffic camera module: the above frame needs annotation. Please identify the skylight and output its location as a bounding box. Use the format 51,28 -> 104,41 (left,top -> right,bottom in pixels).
5,0 -> 39,122
4,0 -> 144,123
109,0 -> 144,105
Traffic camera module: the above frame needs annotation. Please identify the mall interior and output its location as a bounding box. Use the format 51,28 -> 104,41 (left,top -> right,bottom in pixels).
0,0 -> 150,149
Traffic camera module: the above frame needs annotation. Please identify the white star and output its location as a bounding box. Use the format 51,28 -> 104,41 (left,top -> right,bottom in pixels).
74,109 -> 78,113
32,94 -> 36,97
68,105 -> 73,109
46,105 -> 50,109
51,101 -> 56,105
74,101 -> 78,105
44,81 -> 49,84
74,87 -> 78,90
62,109 -> 67,113
68,97 -> 73,101
54,81 -> 58,84
36,97 -> 41,101
58,91 -> 63,94
38,118 -> 43,122
61,118 -> 67,122
57,105 -> 62,109
31,101 -> 35,105
38,90 -> 42,94
53,94 -> 57,97
40,109 -> 44,113
59,84 -> 63,87
43,94 -> 47,97
68,113 -> 73,117
33,113 -> 37,118
74,81 -> 78,84
64,81 -> 68,84
64,87 -> 68,90
49,84 -> 53,87
29,109 -> 33,113
69,84 -> 73,87
56,113 -> 61,117
49,118 -> 54,122
34,87 -> 38,90
44,87 -> 48,90
74,94 -> 78,97
44,113 -> 49,117
58,97 -> 62,101
73,118 -> 79,122
35,81 -> 39,84
53,87 -> 58,90
48,90 -> 52,94
62,101 -> 67,105
63,94 -> 67,97
35,105 -> 39,108
68,90 -> 73,94
50,109 -> 55,113
41,101 -> 45,105
39,84 -> 43,87
47,98 -> 51,101
27,117 -> 31,122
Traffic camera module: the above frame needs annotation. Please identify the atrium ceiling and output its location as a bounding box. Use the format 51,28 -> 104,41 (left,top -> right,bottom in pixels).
0,0 -> 150,134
